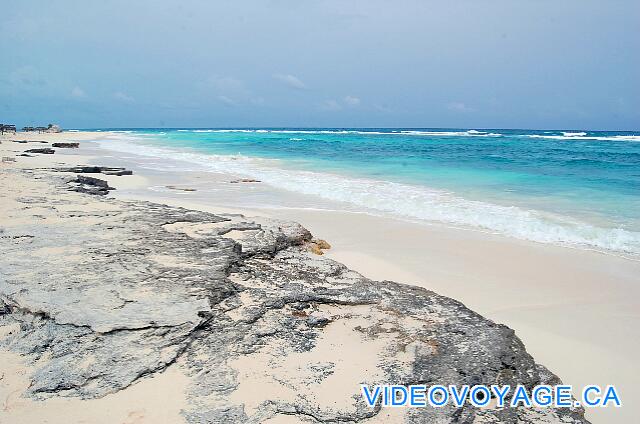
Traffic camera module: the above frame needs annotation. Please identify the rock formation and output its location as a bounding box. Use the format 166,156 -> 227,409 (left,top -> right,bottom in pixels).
69,175 -> 115,195
52,142 -> 79,148
57,165 -> 133,176
24,148 -> 55,154
0,166 -> 589,423
46,124 -> 63,133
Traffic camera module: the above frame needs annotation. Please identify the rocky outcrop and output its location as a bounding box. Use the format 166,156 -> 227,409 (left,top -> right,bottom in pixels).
52,142 -> 79,148
307,238 -> 332,255
57,165 -> 133,176
24,148 -> 55,154
69,175 -> 115,195
230,178 -> 261,183
0,167 -> 589,423
46,124 -> 62,133
166,185 -> 197,191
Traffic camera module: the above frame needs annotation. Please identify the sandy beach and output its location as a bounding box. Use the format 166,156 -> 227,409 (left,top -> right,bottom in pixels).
1,131 -> 637,423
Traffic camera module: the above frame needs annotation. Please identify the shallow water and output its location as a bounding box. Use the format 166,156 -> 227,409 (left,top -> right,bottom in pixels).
91,128 -> 640,256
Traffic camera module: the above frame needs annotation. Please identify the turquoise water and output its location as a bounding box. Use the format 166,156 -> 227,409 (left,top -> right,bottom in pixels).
94,128 -> 640,256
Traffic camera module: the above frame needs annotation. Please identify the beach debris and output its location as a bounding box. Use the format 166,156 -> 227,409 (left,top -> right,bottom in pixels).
57,165 -> 133,176
25,148 -> 55,154
69,175 -> 115,195
307,238 -> 331,255
2,156 -> 16,163
166,185 -> 197,192
230,178 -> 261,183
12,139 -> 48,143
17,154 -> 33,157
52,142 -> 79,148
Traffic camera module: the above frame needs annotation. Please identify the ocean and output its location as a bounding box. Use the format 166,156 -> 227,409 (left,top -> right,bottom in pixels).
90,128 -> 640,257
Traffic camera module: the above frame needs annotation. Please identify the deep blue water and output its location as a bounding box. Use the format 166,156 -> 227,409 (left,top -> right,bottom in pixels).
90,128 -> 640,255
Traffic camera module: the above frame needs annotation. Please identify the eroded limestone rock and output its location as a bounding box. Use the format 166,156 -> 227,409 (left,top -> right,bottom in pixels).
0,167 -> 589,423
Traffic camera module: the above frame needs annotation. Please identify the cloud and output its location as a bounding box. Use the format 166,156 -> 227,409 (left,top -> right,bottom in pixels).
206,76 -> 247,94
8,66 -> 47,88
343,95 -> 360,107
203,75 -> 263,106
321,96 -> 361,111
114,91 -> 135,103
320,99 -> 342,111
2,66 -> 51,97
273,73 -> 307,90
373,104 -> 393,113
71,86 -> 86,99
217,95 -> 237,106
447,102 -> 473,113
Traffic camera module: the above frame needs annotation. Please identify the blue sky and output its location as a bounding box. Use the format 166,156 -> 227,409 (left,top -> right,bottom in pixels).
1,0 -> 638,130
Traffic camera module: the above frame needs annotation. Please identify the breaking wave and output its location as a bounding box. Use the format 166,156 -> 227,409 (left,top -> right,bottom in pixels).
168,128 -> 640,141
97,136 -> 640,257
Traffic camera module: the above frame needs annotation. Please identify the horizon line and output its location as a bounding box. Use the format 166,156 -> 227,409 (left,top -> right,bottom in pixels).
64,126 -> 640,133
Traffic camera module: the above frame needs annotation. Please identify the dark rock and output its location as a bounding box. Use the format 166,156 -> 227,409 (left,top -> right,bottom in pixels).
25,148 -> 55,154
166,185 -> 196,191
60,165 -> 105,173
306,315 -> 330,327
52,142 -> 79,148
291,302 -> 310,311
76,175 -> 111,188
0,299 -> 10,315
58,166 -> 133,176
102,169 -> 133,176
230,178 -> 261,183
69,175 -> 115,195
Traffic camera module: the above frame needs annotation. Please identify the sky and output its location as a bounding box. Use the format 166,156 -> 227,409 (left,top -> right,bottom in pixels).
1,0 -> 639,130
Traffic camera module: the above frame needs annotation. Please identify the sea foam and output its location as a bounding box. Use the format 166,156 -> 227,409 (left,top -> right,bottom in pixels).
166,128 -> 640,141
98,136 -> 640,257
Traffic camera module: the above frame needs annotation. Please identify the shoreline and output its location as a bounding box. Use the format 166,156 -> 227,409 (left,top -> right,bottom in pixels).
0,131 -> 583,423
1,131 -> 637,423
87,133 -> 639,424
91,129 -> 640,260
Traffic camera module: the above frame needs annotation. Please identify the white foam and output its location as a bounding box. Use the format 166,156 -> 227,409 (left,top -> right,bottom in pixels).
165,129 -> 503,137
164,128 -> 640,141
97,137 -> 640,256
527,134 -> 640,142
